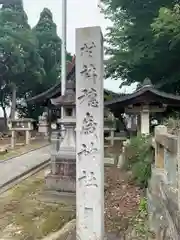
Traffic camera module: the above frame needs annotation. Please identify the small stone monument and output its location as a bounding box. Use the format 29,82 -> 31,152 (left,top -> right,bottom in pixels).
45,80 -> 76,192
38,111 -> 48,137
8,118 -> 34,148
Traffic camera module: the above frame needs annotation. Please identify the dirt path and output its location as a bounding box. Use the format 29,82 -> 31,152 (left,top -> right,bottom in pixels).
104,167 -> 142,236
104,166 -> 155,239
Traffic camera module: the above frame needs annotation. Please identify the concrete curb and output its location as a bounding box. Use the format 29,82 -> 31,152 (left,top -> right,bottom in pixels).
41,219 -> 76,240
0,158 -> 50,194
0,143 -> 50,163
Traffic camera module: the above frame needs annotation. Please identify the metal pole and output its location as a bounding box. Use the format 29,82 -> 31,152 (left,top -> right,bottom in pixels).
61,0 -> 67,119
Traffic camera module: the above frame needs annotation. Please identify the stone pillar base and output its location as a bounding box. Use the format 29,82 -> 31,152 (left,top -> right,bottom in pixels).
64,230 -> 120,240
45,174 -> 76,193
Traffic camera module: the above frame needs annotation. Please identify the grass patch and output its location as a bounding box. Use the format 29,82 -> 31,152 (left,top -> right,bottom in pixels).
0,170 -> 75,239
127,197 -> 155,239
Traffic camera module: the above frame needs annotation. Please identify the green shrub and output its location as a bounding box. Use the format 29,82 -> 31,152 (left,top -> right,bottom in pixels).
132,158 -> 152,188
125,134 -> 152,188
132,197 -> 151,238
139,197 -> 147,213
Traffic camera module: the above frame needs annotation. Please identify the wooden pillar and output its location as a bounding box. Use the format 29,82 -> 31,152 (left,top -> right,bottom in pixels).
140,106 -> 150,134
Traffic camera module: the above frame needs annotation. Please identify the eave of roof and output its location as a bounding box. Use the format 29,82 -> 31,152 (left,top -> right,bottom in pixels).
105,85 -> 180,107
27,58 -> 122,104
27,62 -> 75,104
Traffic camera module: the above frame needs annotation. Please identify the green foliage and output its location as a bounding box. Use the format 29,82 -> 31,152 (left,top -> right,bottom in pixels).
0,2 -> 74,120
127,197 -> 155,239
17,7 -> 73,119
33,8 -> 61,90
17,103 -> 44,121
125,134 -> 152,188
139,197 -> 147,213
0,0 -> 44,118
102,0 -> 180,93
132,160 -> 152,188
152,5 -> 180,47
125,135 -> 151,167
33,8 -> 72,93
133,197 -> 152,238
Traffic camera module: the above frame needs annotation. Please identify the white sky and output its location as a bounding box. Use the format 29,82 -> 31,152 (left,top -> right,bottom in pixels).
0,0 -> 136,117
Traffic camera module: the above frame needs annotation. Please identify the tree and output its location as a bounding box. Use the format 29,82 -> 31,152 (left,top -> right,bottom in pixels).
33,8 -> 72,95
0,85 -> 10,128
18,8 -> 73,120
102,0 -> 180,93
0,0 -> 44,121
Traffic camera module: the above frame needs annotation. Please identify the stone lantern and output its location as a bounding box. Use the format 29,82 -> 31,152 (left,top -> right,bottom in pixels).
45,79 -> 76,193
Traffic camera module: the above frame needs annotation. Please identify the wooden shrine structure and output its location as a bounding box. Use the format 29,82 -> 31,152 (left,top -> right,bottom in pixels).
105,78 -> 180,134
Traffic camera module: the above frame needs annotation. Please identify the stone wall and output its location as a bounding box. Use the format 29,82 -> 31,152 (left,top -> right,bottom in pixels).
148,125 -> 180,239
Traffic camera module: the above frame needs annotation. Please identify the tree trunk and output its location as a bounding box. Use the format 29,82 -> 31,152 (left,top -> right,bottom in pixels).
2,105 -> 8,130
10,82 -> 16,119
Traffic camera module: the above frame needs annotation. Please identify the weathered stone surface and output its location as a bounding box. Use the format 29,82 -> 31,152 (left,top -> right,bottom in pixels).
76,26 -> 104,239
155,133 -> 177,153
45,174 -> 76,192
148,168 -> 180,240
46,81 -> 76,192
61,230 -> 121,240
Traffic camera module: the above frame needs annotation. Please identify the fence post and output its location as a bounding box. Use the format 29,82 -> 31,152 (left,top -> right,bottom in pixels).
154,125 -> 167,169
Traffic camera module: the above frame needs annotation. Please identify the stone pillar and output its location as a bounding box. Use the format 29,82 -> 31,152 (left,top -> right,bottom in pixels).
76,27 -> 104,239
140,106 -> 150,134
154,125 -> 167,169
38,115 -> 48,137
51,131 -> 60,175
164,148 -> 177,186
25,130 -> 31,145
46,121 -> 76,192
110,129 -> 114,146
11,130 -> 16,149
